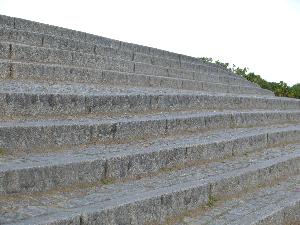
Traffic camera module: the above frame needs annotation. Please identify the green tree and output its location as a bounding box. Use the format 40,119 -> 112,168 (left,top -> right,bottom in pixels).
199,57 -> 299,99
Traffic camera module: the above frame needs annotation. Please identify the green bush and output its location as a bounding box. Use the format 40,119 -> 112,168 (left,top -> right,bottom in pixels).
200,57 -> 299,99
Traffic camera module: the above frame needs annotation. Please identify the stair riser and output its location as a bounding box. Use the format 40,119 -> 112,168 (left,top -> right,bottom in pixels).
0,91 -> 294,119
0,15 -> 232,75
0,28 -> 206,76
1,112 -> 299,151
0,60 -> 264,95
0,42 -> 134,73
1,128 -> 299,195
82,158 -> 300,225
0,59 -> 252,87
0,41 -> 219,79
254,201 -> 300,225
0,41 -> 256,88
20,157 -> 299,225
168,67 -> 253,86
0,42 -> 271,95
0,14 -> 299,225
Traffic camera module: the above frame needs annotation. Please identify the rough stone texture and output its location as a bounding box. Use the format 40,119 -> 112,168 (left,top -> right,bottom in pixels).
1,109 -> 300,151
0,124 -> 298,195
0,144 -> 299,225
0,14 -> 299,225
0,15 -> 14,28
0,80 -> 298,119
0,59 -> 257,89
0,26 -> 264,92
0,27 -> 43,47
0,42 -> 10,59
0,61 -> 10,79
0,14 -> 238,76
174,176 -> 300,225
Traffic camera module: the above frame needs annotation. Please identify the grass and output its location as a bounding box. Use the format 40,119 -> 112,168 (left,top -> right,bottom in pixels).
100,178 -> 114,185
207,194 -> 218,208
0,148 -> 6,157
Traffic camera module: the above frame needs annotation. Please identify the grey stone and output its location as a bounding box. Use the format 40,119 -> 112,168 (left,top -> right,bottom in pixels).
0,28 -> 43,47
0,14 -> 300,225
0,42 -> 10,59
0,109 -> 300,151
152,56 -> 180,68
119,42 -> 150,55
134,62 -> 169,77
133,53 -> 152,64
0,15 -> 14,28
1,145 -> 299,225
0,79 -> 297,119
0,123 -> 300,194
14,18 -> 86,41
0,61 -> 10,79
180,176 -> 300,225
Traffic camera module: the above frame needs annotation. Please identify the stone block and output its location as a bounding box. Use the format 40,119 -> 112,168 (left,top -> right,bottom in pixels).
134,62 -> 168,76
133,52 -> 152,64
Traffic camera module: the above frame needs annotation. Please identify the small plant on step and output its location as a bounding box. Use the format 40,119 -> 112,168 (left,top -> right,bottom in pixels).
0,148 -> 6,157
100,178 -> 114,185
207,194 -> 217,208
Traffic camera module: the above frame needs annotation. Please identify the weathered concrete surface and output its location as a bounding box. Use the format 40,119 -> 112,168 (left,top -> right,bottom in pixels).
0,80 -> 295,119
172,175 -> 300,225
0,14 -> 299,225
0,15 -> 233,76
1,109 -> 300,151
0,41 -> 271,95
0,123 -> 299,195
0,144 -> 299,225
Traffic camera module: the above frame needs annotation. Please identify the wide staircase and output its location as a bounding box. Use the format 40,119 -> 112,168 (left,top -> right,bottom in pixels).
0,14 -> 299,225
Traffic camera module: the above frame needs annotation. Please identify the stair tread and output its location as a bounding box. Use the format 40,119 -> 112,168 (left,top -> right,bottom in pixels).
0,143 -> 299,225
0,25 -> 233,76
173,175 -> 300,225
0,79 -> 284,98
0,58 -> 254,87
1,109 -> 299,127
0,14 -> 299,225
0,41 -> 221,75
0,41 -> 273,96
1,122 -> 299,171
0,32 -> 259,90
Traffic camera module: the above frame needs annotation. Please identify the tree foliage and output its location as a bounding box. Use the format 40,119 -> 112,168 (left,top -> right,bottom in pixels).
199,57 -> 300,99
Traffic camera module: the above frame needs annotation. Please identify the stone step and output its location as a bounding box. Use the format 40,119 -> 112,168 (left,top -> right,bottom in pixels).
0,80 -> 291,119
0,123 -> 299,195
1,109 -> 300,152
0,59 -> 267,96
0,42 -> 269,96
0,14 -> 236,77
0,58 -> 255,91
0,27 -> 245,83
0,143 -> 299,225
170,176 -> 300,225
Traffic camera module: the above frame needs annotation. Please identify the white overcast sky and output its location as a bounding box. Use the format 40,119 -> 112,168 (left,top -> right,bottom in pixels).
0,0 -> 299,85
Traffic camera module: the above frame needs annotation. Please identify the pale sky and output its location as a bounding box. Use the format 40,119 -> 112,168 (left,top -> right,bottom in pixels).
0,0 -> 299,85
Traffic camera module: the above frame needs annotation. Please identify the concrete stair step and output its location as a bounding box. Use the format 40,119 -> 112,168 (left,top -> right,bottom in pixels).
0,27 -> 234,80
0,41 -> 134,73
171,175 -> 300,225
0,26 -> 261,90
0,143 -> 299,225
0,109 -> 300,152
0,123 -> 299,195
1,14 -> 299,225
0,15 -> 236,77
0,80 -> 293,119
0,42 -> 268,96
0,58 -> 258,89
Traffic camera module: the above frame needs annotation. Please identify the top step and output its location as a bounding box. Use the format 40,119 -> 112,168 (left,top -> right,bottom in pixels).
0,14 -> 238,77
